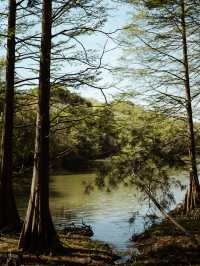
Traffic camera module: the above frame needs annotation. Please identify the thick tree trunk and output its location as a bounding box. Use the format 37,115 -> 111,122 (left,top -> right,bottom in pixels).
181,0 -> 200,213
18,0 -> 61,253
0,0 -> 20,231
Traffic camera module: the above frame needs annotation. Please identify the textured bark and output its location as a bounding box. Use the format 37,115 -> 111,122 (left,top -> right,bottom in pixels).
184,171 -> 200,214
0,0 -> 20,231
181,0 -> 200,213
18,0 -> 61,253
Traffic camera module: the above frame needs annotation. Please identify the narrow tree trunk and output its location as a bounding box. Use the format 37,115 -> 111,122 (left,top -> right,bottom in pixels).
18,0 -> 61,253
143,186 -> 189,236
0,0 -> 20,231
181,0 -> 200,213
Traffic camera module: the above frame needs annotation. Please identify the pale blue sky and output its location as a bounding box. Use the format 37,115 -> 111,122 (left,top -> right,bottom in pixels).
0,1 -> 134,103
77,2 -> 134,102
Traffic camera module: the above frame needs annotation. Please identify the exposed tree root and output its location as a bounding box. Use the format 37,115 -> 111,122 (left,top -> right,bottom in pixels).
183,172 -> 200,214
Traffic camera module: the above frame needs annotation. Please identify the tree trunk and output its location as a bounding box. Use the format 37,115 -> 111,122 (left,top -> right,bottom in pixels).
181,0 -> 200,213
18,0 -> 61,253
143,186 -> 189,236
0,0 -> 20,231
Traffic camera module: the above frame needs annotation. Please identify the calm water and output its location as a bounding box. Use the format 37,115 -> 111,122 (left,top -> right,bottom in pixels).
16,171 -> 188,252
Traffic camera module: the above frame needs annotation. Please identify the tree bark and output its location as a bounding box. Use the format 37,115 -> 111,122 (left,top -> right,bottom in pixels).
0,0 -> 20,231
181,0 -> 200,213
18,0 -> 61,253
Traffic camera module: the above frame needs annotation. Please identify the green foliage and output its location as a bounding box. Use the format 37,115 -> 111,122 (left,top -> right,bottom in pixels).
9,86 -> 119,172
119,0 -> 200,116
145,0 -> 170,8
1,83 -> 197,184
49,93 -> 119,169
95,100 -> 193,208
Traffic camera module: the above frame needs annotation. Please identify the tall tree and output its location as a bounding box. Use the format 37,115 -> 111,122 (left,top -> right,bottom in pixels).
119,0 -> 200,213
0,0 -> 20,231
13,0 -> 106,91
18,0 -> 61,252
180,0 -> 200,213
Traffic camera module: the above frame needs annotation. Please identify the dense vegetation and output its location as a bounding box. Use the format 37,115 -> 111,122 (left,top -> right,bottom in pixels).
1,82 -> 197,175
1,0 -> 200,263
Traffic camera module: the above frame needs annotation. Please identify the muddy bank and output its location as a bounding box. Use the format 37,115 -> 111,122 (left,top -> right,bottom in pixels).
124,209 -> 200,265
0,225 -> 119,265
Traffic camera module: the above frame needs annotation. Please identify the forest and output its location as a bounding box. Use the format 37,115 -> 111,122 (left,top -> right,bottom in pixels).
1,0 -> 200,265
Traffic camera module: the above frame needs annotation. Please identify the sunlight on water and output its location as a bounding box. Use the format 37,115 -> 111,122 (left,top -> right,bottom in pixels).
16,170 -> 188,251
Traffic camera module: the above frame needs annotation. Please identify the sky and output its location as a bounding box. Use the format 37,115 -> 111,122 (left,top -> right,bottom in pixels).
77,2 -> 134,102
0,0 -> 134,103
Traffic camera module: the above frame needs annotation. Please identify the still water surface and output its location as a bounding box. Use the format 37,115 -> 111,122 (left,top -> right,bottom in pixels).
16,171 -> 188,251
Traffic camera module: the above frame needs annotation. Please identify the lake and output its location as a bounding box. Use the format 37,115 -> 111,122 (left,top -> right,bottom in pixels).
16,170 -> 188,252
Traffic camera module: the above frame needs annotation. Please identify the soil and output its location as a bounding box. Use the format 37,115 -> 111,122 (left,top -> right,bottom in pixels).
123,208 -> 200,266
0,226 -> 119,266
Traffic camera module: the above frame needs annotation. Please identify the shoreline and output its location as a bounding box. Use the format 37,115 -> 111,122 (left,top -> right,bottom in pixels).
122,208 -> 200,265
0,225 -> 119,265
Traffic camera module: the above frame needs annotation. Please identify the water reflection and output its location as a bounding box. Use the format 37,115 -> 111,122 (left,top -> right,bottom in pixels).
15,171 -> 187,251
